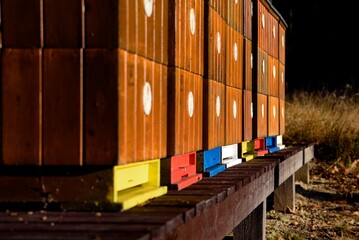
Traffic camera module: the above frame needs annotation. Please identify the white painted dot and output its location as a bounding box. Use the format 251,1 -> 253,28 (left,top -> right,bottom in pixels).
250,102 -> 253,119
217,32 -> 221,54
250,53 -> 253,69
234,42 -> 238,62
188,91 -> 194,118
262,59 -> 265,74
235,0 -> 238,4
233,100 -> 237,119
273,65 -> 276,79
216,96 -> 221,117
261,104 -> 265,119
261,13 -> 265,29
142,82 -> 152,115
273,25 -> 276,39
190,8 -> 196,36
273,105 -> 276,119
143,0 -> 153,17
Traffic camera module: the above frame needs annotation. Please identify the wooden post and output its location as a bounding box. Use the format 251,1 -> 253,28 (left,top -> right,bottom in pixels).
274,174 -> 295,212
233,201 -> 267,240
295,162 -> 310,184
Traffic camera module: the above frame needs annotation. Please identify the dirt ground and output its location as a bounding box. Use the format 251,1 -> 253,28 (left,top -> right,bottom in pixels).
266,158 -> 359,240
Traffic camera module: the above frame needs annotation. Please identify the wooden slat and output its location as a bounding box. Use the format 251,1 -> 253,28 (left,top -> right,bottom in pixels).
2,49 -> 41,165
226,25 -> 244,89
203,80 -> 225,150
44,0 -> 84,47
227,0 -> 243,33
84,49 -> 118,165
225,86 -> 242,145
255,93 -> 268,138
268,55 -> 279,97
243,90 -> 253,141
279,24 -> 286,64
43,49 -> 82,165
279,99 -> 285,135
257,47 -> 268,94
168,0 -> 203,75
167,68 -> 203,156
2,0 -> 43,48
206,7 -> 226,83
268,96 -> 279,136
279,63 -> 285,100
244,38 -> 252,90
243,0 -> 253,39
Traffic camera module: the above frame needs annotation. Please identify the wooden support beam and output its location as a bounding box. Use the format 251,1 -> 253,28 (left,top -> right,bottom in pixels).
233,201 -> 266,240
274,174 -> 295,212
295,162 -> 310,184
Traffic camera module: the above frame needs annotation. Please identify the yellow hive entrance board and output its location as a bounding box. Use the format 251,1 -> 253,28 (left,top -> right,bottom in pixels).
113,159 -> 167,210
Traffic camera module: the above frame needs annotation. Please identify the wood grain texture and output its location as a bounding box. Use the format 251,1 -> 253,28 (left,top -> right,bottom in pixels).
226,25 -> 244,89
118,50 -> 167,164
279,99 -> 285,135
279,24 -> 286,65
44,0 -> 84,48
268,96 -> 279,136
2,0 -> 43,48
243,0 -> 253,40
227,0 -> 243,33
43,49 -> 82,165
203,80 -> 225,150
255,93 -> 268,138
243,90 -> 253,141
268,56 -> 279,97
206,0 -> 228,20
268,13 -> 279,59
168,0 -> 203,75
257,1 -> 268,52
167,68 -> 203,156
279,62 -> 285,100
244,38 -> 253,90
84,49 -> 118,165
2,49 -> 41,165
225,86 -> 243,145
257,47 -> 268,94
206,7 -> 226,83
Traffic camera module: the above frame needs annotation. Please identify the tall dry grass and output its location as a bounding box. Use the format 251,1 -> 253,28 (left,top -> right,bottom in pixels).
285,90 -> 359,165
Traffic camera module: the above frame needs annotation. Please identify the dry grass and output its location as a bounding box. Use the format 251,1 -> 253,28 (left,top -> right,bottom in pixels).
285,90 -> 359,165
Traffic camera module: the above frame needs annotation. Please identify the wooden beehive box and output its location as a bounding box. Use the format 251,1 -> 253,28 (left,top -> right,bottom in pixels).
255,93 -> 268,138
226,25 -> 244,89
243,0 -> 253,40
86,0 -> 168,64
203,80 -> 225,150
168,0 -> 204,75
243,90 -> 253,141
205,6 -> 226,83
226,86 -> 243,145
167,67 -> 203,156
268,96 -> 279,136
85,49 -> 167,165
244,38 -> 253,90
227,0 -> 243,33
268,55 -> 279,97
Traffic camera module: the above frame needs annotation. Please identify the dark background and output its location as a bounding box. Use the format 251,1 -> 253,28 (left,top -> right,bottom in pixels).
272,0 -> 359,94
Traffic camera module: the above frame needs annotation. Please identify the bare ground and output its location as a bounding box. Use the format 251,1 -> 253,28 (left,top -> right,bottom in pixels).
266,158 -> 359,240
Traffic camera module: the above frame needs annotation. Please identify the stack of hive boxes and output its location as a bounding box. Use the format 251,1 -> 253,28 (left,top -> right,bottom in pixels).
0,0 -> 286,210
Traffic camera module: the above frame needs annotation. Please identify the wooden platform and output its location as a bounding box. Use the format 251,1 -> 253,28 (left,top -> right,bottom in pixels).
0,145 -> 314,240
